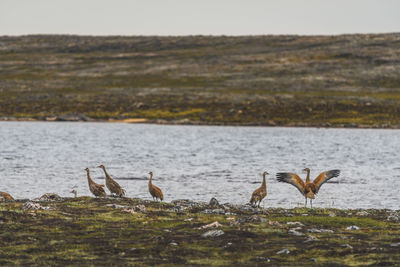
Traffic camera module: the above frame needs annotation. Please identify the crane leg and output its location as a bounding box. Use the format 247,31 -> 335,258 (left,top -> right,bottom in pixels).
311,199 -> 313,209
305,197 -> 307,208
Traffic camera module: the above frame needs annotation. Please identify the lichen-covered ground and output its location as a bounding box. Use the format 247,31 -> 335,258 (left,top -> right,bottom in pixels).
0,197 -> 399,266
1,34 -> 400,127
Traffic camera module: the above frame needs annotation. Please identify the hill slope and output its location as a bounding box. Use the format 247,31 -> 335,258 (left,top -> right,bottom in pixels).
1,34 -> 400,127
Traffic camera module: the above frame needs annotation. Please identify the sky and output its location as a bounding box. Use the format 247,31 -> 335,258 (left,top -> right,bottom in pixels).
0,0 -> 399,36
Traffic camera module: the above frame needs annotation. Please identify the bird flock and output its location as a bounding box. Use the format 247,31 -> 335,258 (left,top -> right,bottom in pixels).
1,166 -> 340,208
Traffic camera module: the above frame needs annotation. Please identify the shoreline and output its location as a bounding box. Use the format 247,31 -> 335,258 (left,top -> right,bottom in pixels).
1,117 -> 399,129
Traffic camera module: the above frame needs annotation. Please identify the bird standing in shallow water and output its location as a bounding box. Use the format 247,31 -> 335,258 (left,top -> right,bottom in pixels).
85,168 -> 106,197
250,171 -> 268,207
0,191 -> 13,201
98,165 -> 126,197
148,171 -> 163,201
276,168 -> 340,208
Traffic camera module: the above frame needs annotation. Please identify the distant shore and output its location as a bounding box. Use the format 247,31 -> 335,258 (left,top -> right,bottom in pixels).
1,116 -> 399,129
2,34 -> 400,129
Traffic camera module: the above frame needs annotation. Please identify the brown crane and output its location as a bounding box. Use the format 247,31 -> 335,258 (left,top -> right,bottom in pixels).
85,167 -> 106,197
0,191 -> 13,201
148,171 -> 163,201
276,168 -> 340,208
250,171 -> 268,207
98,165 -> 126,197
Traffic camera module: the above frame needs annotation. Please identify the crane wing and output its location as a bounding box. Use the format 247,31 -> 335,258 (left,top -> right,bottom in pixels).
312,170 -> 340,194
276,173 -> 306,195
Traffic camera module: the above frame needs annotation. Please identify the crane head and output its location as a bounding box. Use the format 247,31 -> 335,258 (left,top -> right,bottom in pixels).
98,164 -> 104,169
263,171 -> 269,175
303,167 -> 310,172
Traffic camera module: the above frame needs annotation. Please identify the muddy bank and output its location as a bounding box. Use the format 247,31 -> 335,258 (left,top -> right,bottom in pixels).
0,196 -> 399,266
1,115 -> 400,129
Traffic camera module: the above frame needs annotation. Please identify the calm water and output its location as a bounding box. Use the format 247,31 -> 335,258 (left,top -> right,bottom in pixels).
0,122 -> 399,209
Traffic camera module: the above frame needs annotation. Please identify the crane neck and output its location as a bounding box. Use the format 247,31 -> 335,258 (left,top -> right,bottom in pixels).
86,170 -> 93,184
262,173 -> 266,187
101,167 -> 111,179
149,173 -> 153,184
305,169 -> 310,183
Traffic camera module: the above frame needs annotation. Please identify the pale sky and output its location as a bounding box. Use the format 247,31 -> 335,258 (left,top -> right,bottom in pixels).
0,0 -> 399,36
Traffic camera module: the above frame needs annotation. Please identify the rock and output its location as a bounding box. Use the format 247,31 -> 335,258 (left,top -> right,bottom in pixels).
329,212 -> 336,217
234,215 -> 269,224
23,201 -> 50,210
201,209 -> 225,215
356,211 -> 369,216
209,197 -> 219,206
288,229 -> 305,236
342,244 -> 353,249
287,221 -> 304,227
276,248 -> 290,255
184,218 -> 193,222
304,235 -> 319,243
172,199 -> 207,208
390,242 -> 400,247
310,258 -> 318,263
198,221 -> 222,229
33,193 -> 62,202
387,212 -> 400,222
346,225 -> 360,230
105,204 -> 129,209
133,205 -> 146,212
202,230 -> 224,238
308,228 -> 334,233
254,256 -> 271,262
169,242 -> 178,246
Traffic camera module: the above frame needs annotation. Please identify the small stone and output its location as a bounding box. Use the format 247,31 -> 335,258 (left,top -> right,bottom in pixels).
22,201 -> 49,210
276,248 -> 290,255
184,218 -> 193,222
201,208 -> 226,215
169,242 -> 178,246
202,230 -> 224,238
133,205 -> 146,212
390,242 -> 400,247
387,212 -> 400,222
209,197 -> 219,206
346,225 -> 360,230
308,228 -> 334,233
288,229 -> 305,236
287,222 -> 304,227
356,211 -> 369,216
329,213 -> 336,217
342,244 -> 353,249
255,256 -> 271,262
105,204 -> 129,209
34,193 -> 62,202
310,258 -> 318,262
304,235 -> 319,243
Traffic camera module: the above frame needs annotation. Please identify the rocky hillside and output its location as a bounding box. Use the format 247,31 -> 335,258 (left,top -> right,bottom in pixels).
1,34 -> 400,127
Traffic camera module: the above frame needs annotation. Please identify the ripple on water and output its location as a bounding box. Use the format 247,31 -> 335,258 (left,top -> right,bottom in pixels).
0,122 -> 399,209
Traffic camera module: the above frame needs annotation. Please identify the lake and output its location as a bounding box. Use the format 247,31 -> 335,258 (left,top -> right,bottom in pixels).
0,122 -> 399,209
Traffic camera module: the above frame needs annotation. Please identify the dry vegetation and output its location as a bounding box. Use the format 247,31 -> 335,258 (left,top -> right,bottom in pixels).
1,34 -> 400,127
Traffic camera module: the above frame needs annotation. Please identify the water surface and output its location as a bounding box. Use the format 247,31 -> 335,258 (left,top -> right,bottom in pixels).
1,122 -> 399,209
